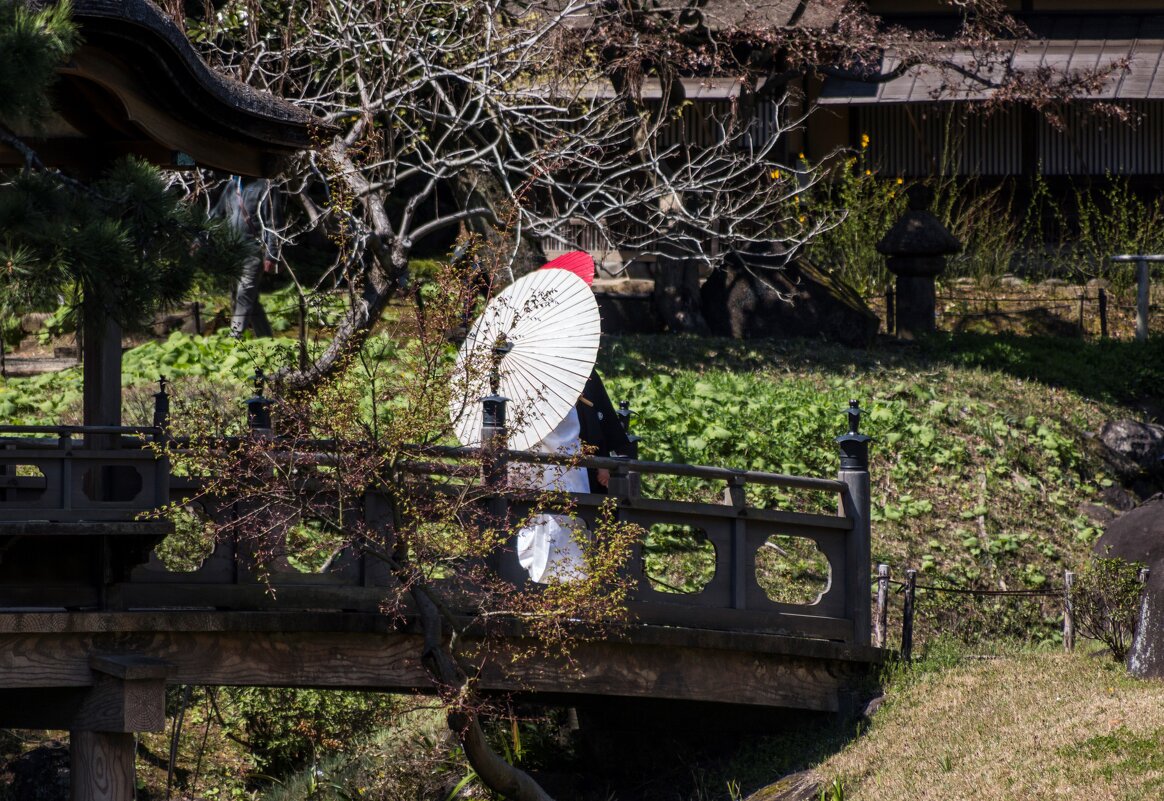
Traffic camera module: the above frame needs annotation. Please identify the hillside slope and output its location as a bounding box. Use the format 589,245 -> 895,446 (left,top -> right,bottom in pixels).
808,648 -> 1164,801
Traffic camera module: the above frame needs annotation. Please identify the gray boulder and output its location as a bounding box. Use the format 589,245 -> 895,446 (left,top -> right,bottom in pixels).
1099,420 -> 1164,481
701,252 -> 879,347
1094,495 -> 1164,677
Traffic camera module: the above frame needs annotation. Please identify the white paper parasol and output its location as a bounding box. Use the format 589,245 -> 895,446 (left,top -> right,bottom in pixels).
449,268 -> 600,451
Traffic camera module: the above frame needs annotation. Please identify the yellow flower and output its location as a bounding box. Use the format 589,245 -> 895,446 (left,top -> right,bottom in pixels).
896,177 -> 904,185
770,169 -> 782,180
865,169 -> 872,176
860,133 -> 870,149
798,214 -> 806,223
797,152 -> 805,160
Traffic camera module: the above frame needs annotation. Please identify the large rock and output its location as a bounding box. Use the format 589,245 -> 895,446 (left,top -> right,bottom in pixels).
701,252 -> 879,346
1099,420 -> 1164,481
1094,495 -> 1164,677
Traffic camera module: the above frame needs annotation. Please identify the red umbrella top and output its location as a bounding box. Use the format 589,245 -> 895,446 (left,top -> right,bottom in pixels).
539,251 -> 595,286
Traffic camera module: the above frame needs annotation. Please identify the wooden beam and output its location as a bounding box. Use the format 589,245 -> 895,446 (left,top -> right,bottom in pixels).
70,656 -> 169,732
0,612 -> 882,712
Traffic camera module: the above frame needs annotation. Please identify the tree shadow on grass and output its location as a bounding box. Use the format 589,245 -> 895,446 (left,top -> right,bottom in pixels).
919,332 -> 1164,412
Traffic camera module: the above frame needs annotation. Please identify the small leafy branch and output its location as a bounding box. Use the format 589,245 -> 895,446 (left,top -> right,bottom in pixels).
1072,556 -> 1145,661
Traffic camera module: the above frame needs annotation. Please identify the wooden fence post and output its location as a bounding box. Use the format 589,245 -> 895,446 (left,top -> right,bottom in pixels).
901,568 -> 917,663
1099,288 -> 1108,338
875,563 -> 890,648
1063,570 -> 1075,652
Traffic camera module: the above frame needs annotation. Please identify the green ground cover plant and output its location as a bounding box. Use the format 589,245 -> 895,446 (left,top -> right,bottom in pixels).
600,333 -> 1127,642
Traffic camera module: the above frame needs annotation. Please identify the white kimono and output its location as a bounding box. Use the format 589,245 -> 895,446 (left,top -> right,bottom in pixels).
514,407 -> 589,583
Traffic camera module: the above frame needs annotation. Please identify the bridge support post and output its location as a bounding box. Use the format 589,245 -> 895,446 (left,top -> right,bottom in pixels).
68,655 -> 169,801
837,400 -> 872,647
70,731 -> 135,801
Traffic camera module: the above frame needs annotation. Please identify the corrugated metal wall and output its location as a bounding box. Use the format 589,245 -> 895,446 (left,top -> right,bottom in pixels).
859,101 -> 1164,177
1039,101 -> 1164,176
860,105 -> 1022,176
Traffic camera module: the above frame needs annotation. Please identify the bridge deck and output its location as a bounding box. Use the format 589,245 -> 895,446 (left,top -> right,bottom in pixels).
0,422 -> 882,729
0,610 -> 883,731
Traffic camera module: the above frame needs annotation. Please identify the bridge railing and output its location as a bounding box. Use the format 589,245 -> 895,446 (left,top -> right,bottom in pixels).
408,438 -> 869,644
0,425 -> 168,522
0,407 -> 872,647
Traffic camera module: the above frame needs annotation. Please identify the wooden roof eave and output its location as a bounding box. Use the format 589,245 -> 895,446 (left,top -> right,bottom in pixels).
12,0 -> 335,176
57,49 -> 291,177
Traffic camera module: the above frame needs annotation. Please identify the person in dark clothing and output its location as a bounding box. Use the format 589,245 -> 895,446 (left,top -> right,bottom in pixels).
576,369 -> 632,493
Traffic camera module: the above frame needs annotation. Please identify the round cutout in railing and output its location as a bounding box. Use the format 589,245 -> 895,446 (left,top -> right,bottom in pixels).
153,503 -> 217,572
80,465 -> 143,502
643,523 -> 715,594
755,534 -> 830,605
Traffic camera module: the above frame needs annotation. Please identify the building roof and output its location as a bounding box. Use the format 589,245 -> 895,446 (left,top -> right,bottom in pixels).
5,0 -> 326,175
819,13 -> 1164,105
546,0 -> 839,30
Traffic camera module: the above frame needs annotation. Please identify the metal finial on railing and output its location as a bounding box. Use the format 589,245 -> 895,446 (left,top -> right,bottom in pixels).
617,399 -> 642,459
246,369 -> 272,432
152,375 -> 170,431
489,334 -> 513,395
837,399 -> 872,471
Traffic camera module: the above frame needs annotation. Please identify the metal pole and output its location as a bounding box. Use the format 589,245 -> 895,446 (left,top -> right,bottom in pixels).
1137,259 -> 1150,342
1063,570 -> 1075,652
1111,254 -> 1161,341
1099,288 -> 1108,338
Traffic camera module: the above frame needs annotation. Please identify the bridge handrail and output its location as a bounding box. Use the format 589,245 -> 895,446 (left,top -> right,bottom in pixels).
414,444 -> 847,493
0,425 -> 161,437
153,437 -> 846,493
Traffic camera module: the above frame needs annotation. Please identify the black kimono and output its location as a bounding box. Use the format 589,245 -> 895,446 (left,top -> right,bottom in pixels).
576,370 -> 632,493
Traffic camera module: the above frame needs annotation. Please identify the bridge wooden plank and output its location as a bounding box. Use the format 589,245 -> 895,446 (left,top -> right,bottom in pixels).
0,612 -> 881,713
624,601 -> 854,641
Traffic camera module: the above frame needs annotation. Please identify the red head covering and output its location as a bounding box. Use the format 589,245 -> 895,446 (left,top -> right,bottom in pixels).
538,251 -> 595,285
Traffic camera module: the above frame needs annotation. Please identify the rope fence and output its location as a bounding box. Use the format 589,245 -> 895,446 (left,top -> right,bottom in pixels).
870,563 -> 1152,662
864,286 -> 1161,340
867,256 -> 1163,340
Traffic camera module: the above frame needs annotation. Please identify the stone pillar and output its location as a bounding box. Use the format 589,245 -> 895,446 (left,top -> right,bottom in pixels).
876,186 -> 961,339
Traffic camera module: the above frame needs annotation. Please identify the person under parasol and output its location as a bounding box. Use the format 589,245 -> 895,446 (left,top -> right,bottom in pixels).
448,252 -> 631,581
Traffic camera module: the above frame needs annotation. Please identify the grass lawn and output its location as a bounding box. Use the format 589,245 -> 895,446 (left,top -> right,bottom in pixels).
810,645 -> 1164,801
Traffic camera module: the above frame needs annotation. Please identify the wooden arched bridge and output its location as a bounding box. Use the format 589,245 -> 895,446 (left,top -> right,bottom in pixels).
0,406 -> 882,799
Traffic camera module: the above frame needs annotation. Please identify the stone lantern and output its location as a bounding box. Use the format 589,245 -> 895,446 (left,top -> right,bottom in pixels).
876,185 -> 961,338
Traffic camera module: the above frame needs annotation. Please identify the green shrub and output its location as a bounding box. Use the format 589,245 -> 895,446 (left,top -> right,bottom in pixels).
1072,557 -> 1145,661
219,688 -> 399,777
